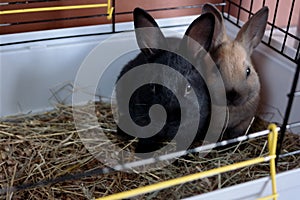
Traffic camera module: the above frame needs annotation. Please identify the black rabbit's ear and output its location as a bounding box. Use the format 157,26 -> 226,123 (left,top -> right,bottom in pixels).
133,8 -> 167,56
180,13 -> 215,58
202,3 -> 228,51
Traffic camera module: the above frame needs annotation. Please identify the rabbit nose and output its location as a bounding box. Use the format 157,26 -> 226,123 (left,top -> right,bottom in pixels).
226,89 -> 242,106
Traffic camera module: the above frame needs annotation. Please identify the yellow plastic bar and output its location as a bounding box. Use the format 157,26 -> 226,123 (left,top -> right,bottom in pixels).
106,0 -> 114,20
257,124 -> 279,200
96,157 -> 267,200
257,194 -> 279,200
0,4 -> 108,14
0,0 -> 114,20
268,124 -> 279,200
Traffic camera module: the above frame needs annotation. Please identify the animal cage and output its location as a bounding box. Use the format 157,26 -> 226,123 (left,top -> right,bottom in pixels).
0,0 -> 300,199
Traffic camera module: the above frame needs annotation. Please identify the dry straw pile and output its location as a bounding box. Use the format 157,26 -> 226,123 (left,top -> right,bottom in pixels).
0,102 -> 299,199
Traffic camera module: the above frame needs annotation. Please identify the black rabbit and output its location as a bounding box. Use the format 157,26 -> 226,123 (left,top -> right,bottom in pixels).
115,8 -> 216,154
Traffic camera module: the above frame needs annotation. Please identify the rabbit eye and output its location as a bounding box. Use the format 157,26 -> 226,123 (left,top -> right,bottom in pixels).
246,67 -> 251,77
185,84 -> 192,95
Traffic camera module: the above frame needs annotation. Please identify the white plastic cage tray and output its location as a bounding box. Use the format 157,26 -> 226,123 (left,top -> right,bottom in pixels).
183,168 -> 300,200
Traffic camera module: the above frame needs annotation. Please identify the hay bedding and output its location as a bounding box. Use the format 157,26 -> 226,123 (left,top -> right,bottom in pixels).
0,102 -> 299,200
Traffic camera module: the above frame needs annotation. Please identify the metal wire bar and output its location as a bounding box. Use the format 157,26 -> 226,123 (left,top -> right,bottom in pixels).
267,0 -> 280,45
222,0 -> 226,14
294,91 -> 300,97
236,0 -> 242,25
287,121 -> 300,129
225,17 -> 299,63
267,24 -> 299,41
225,0 -> 300,43
224,0 -> 300,62
276,58 -> 300,165
281,0 -> 296,53
248,0 -> 254,20
295,40 -> 300,60
297,42 -> 300,61
225,1 -> 252,15
226,0 -> 232,19
279,149 -> 300,158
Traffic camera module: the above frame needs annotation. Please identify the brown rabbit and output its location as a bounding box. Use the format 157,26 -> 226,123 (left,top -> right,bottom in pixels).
202,4 -> 269,139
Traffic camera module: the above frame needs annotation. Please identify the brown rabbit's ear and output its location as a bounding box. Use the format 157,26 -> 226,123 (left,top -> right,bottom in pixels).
133,7 -> 167,56
180,13 -> 215,58
202,3 -> 228,50
235,7 -> 269,54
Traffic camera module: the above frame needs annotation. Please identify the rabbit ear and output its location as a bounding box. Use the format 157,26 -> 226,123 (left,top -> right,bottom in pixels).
235,7 -> 269,54
133,7 -> 167,56
202,3 -> 228,50
180,13 -> 215,58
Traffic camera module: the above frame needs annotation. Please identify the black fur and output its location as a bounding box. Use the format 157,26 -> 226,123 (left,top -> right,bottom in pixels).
115,8 -> 215,153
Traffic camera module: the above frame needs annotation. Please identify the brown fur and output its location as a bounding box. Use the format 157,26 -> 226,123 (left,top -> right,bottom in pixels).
202,4 -> 269,139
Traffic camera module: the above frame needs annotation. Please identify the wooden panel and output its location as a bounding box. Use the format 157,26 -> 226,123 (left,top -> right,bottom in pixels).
115,7 -> 207,23
0,0 -> 32,3
0,0 -> 108,23
115,0 -> 221,13
0,0 -> 109,34
0,0 -> 107,10
0,16 -> 110,34
0,8 -> 107,24
0,0 -> 223,35
0,0 -> 108,15
114,0 -> 222,22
